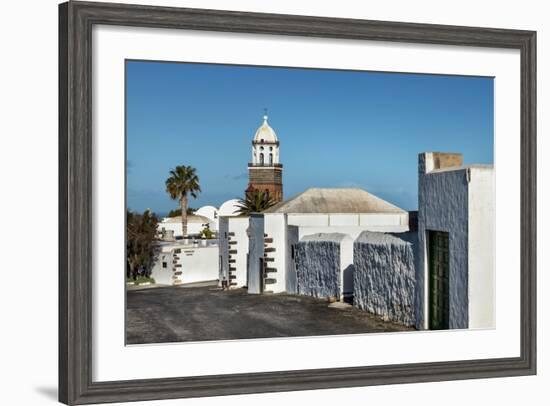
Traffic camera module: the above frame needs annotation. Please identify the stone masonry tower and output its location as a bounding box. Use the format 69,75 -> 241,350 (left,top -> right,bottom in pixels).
247,113 -> 283,202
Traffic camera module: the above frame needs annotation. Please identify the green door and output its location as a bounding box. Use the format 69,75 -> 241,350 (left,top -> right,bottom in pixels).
428,231 -> 450,330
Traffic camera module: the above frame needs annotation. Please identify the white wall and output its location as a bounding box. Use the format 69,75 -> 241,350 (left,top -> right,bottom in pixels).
3,1 -> 548,406
360,213 -> 408,227
418,159 -> 496,330
264,213 -> 288,293
228,217 -> 250,288
158,219 -> 215,237
288,214 -> 329,227
287,213 -> 408,230
418,154 -> 470,330
175,246 -> 219,284
468,168 -> 496,328
267,212 -> 409,294
151,245 -> 219,285
150,250 -> 175,285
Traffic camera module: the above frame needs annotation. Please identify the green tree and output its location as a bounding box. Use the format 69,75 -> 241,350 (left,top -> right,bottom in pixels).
236,189 -> 277,215
200,223 -> 214,239
126,209 -> 159,279
165,165 -> 201,237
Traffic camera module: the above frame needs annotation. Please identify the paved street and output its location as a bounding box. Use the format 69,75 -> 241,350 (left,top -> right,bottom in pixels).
126,285 -> 413,344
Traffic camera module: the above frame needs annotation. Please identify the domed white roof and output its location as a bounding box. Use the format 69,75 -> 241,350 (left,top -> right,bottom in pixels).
254,115 -> 278,143
195,205 -> 218,222
218,199 -> 241,217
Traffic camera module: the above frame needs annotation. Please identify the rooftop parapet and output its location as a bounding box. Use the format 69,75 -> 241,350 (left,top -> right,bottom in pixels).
419,152 -> 463,174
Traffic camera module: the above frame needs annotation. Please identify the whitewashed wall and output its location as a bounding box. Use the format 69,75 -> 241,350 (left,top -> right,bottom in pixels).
151,245 -> 219,285
287,212 -> 408,230
418,163 -> 469,330
150,250 -> 175,285
158,219 -> 215,238
218,216 -> 249,288
228,217 -> 250,288
264,213 -> 288,293
418,153 -> 496,330
295,234 -> 342,299
354,232 -> 416,326
468,168 -> 496,329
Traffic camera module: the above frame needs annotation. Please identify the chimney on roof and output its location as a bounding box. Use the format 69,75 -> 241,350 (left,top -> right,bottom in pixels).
419,152 -> 463,174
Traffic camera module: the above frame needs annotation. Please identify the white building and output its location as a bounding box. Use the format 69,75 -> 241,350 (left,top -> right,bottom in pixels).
249,187 -> 410,294
417,152 -> 495,330
158,214 -> 215,238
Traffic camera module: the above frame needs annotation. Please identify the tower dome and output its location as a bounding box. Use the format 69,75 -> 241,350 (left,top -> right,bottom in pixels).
247,112 -> 283,203
253,115 -> 278,143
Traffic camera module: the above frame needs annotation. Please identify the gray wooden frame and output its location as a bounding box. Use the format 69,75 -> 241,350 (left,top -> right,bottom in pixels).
59,1 -> 537,404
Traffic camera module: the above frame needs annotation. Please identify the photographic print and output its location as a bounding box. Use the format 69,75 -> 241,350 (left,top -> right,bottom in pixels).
125,60 -> 495,345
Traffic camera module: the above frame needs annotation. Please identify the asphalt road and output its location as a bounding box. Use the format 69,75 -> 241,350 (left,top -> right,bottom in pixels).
126,285 -> 413,344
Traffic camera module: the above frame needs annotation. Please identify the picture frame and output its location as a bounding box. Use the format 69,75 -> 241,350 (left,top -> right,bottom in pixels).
59,1 -> 537,404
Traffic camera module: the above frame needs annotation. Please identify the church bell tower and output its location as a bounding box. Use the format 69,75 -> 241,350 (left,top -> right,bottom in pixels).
246,112 -> 283,202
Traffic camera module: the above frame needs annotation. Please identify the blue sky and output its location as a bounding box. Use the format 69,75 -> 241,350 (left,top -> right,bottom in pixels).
126,60 -> 493,215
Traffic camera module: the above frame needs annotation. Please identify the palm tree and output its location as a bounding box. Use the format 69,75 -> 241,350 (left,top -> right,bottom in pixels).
236,189 -> 277,215
165,165 -> 201,237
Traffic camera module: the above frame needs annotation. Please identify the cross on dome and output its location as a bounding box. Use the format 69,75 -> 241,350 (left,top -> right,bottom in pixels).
254,110 -> 278,143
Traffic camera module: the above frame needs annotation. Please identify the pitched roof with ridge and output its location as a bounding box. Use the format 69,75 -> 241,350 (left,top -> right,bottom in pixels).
264,188 -> 406,214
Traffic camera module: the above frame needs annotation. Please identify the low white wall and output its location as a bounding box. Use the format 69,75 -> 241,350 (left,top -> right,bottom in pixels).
158,220 -> 215,238
294,233 -> 354,300
150,250 -> 175,285
176,246 -> 219,284
151,245 -> 219,286
295,234 -> 342,299
354,232 -> 416,326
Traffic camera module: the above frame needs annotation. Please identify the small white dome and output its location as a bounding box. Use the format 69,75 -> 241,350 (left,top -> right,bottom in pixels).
218,199 -> 241,217
195,205 -> 218,222
254,115 -> 278,143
